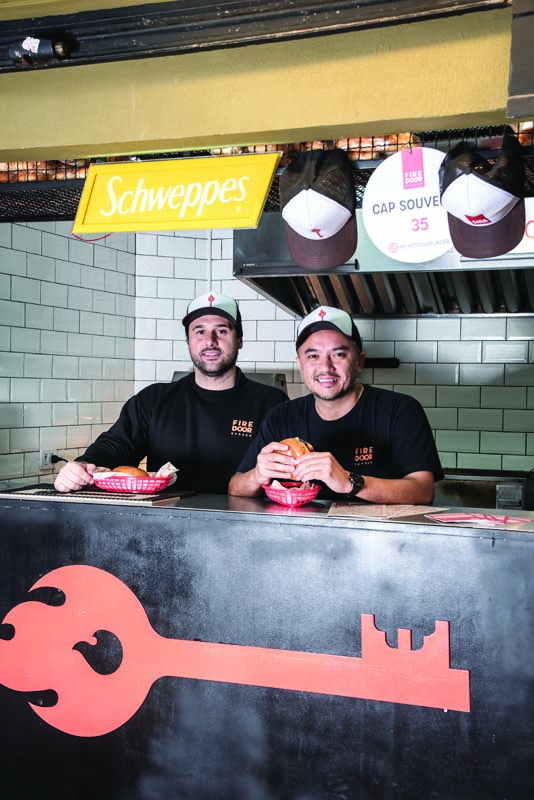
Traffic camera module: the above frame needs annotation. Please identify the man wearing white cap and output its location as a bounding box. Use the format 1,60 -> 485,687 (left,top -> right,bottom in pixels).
54,291 -> 287,494
229,306 -> 443,504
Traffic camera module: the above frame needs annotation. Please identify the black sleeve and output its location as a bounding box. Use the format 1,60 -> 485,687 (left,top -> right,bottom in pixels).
252,384 -> 288,420
235,405 -> 287,474
265,387 -> 289,411
76,386 -> 155,469
390,396 -> 444,481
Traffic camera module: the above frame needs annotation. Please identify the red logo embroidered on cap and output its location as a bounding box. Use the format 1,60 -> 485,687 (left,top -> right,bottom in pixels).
208,293 -> 215,305
318,308 -> 326,320
465,214 -> 491,226
311,228 -> 324,239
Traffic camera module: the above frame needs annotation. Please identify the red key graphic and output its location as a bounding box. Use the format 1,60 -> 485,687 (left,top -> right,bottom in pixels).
0,565 -> 470,737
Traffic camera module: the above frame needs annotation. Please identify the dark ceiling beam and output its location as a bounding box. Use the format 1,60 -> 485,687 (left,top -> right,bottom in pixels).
507,0 -> 534,118
0,0 -> 507,73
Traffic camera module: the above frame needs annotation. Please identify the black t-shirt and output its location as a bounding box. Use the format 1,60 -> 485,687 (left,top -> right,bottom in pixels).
236,385 -> 444,501
79,369 -> 287,494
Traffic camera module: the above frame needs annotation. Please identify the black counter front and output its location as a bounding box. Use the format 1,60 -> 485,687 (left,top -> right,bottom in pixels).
0,493 -> 533,799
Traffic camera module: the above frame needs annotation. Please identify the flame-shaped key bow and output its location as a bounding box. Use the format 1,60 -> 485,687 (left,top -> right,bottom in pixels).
0,565 -> 469,737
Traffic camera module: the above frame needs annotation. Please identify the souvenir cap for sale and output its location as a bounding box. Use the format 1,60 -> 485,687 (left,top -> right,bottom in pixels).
296,306 -> 362,351
279,148 -> 357,271
439,130 -> 525,259
182,291 -> 243,338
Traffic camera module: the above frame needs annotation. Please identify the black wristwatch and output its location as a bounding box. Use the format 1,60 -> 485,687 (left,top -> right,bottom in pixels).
346,472 -> 365,497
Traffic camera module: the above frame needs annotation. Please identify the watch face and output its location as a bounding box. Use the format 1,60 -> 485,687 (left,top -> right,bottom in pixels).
349,473 -> 364,495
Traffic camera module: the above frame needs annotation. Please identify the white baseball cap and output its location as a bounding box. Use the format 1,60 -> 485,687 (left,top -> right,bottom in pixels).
182,291 -> 242,337
296,306 -> 362,351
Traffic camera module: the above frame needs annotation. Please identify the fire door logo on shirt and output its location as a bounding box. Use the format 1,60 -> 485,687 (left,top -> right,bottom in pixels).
0,565 -> 470,738
231,419 -> 254,436
355,446 -> 373,465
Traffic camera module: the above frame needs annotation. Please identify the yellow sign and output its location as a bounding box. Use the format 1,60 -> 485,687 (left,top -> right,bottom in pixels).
73,153 -> 281,233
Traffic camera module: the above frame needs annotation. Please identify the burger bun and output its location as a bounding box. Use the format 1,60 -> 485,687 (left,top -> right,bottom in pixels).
112,466 -> 148,477
277,437 -> 314,480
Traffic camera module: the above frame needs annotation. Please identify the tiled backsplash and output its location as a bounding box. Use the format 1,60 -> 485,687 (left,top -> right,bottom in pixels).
0,224 -> 533,489
0,223 -> 136,487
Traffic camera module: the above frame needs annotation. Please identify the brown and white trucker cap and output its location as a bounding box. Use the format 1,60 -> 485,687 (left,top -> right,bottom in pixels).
439,131 -> 525,259
279,148 -> 357,271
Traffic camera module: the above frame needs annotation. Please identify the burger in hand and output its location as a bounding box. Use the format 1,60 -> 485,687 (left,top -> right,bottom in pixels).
277,437 -> 314,481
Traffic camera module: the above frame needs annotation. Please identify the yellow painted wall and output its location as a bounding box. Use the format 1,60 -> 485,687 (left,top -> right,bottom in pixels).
0,9 -> 513,160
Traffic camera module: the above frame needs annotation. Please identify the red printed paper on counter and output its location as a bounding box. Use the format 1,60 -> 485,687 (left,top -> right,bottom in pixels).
425,512 -> 527,526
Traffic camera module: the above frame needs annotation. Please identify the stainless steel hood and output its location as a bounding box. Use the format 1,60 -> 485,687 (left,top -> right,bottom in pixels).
234,211 -> 534,319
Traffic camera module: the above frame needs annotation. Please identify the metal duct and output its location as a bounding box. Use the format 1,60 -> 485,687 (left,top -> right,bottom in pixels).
234,212 -> 534,318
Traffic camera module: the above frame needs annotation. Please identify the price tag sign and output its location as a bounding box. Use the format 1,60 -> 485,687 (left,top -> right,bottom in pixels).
362,147 -> 452,263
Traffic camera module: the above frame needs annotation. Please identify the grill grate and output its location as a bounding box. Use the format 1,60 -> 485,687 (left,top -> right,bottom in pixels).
0,185 -> 85,222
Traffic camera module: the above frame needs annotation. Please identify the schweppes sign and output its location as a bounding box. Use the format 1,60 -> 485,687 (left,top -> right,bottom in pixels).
73,152 -> 281,234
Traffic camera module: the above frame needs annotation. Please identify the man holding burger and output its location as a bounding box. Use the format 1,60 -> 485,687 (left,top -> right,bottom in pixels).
54,291 -> 287,494
229,306 -> 443,504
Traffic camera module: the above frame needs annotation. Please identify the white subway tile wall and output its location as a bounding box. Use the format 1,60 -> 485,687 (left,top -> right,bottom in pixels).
1,225 -> 533,489
0,223 -> 135,488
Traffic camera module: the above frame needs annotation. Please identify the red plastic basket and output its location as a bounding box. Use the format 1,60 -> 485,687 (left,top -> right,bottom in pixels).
93,474 -> 172,493
262,481 -> 321,507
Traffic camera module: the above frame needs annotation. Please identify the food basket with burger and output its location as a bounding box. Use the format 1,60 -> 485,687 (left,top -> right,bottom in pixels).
93,462 -> 177,493
262,438 -> 321,507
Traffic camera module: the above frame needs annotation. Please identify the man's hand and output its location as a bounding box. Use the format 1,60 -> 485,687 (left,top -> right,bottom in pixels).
292,451 -> 351,494
229,441 -> 296,497
54,461 -> 97,493
294,453 -> 435,504
252,441 -> 295,487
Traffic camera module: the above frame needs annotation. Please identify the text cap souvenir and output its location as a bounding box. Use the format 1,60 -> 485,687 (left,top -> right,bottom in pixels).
439,130 -> 525,259
279,148 -> 357,271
